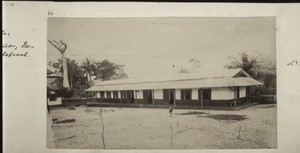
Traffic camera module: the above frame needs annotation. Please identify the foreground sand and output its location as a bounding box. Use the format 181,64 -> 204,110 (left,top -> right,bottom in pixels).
49,104 -> 277,149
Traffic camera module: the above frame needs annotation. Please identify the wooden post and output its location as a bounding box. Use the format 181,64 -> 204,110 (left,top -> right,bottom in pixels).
120,91 -> 123,104
152,90 -> 155,107
200,89 -> 204,109
246,86 -> 249,105
108,91 -> 110,103
106,91 -> 108,103
105,91 -> 107,103
173,89 -> 176,107
234,87 -> 237,110
135,91 -> 138,104
247,93 -> 249,105
258,85 -> 262,103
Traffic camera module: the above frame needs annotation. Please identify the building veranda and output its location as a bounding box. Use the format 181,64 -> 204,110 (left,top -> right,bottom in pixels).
85,68 -> 263,109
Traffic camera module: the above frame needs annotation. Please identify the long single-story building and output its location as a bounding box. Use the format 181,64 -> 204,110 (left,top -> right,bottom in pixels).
85,68 -> 263,108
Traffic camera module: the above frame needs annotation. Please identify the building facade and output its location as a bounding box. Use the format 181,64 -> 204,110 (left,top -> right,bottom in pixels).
86,69 -> 262,108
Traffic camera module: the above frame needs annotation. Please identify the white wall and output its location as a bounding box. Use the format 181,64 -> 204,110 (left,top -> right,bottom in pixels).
192,89 -> 198,100
136,90 -> 143,99
175,89 -> 181,100
154,89 -> 163,99
104,92 -> 107,98
240,87 -> 246,98
211,87 -> 234,100
118,91 -> 121,98
95,92 -> 100,98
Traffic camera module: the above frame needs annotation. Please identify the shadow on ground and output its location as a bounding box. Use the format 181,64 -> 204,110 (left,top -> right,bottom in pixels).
175,111 -> 209,115
198,114 -> 248,121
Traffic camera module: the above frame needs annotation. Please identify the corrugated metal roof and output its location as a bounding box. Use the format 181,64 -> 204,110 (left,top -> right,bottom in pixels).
93,68 -> 245,86
85,69 -> 262,91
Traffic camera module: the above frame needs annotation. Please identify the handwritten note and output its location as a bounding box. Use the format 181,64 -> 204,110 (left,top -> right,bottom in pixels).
2,30 -> 34,58
287,60 -> 300,67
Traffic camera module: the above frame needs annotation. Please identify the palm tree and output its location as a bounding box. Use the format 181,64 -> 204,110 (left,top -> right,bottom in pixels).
226,52 -> 261,77
81,57 -> 96,82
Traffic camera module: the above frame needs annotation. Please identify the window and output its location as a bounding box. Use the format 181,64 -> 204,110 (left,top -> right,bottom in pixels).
113,91 -> 118,99
100,91 -> 105,98
121,91 -> 127,99
203,89 -> 211,100
181,89 -> 192,100
107,91 -> 111,98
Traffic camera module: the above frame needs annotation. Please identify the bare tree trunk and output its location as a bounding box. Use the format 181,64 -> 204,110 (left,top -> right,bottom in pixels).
170,125 -> 173,148
61,53 -> 70,88
100,107 -> 106,149
48,40 -> 69,89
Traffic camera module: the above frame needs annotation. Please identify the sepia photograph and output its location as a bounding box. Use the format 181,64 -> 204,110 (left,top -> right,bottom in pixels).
46,17 -> 277,149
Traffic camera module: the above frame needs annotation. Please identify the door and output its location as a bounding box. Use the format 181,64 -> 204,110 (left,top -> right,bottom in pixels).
169,89 -> 175,105
203,89 -> 211,101
148,90 -> 153,104
126,90 -> 134,103
236,87 -> 240,99
143,90 -> 153,104
198,89 -> 202,101
198,89 -> 203,107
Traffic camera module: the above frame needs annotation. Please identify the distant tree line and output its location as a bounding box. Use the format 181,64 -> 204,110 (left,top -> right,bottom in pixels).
226,52 -> 276,95
48,58 -> 128,99
178,52 -> 276,95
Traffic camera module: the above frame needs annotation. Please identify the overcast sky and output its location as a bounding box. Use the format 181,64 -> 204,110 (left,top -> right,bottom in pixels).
47,17 -> 276,78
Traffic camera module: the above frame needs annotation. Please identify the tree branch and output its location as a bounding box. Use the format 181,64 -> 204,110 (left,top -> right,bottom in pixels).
48,40 -> 67,54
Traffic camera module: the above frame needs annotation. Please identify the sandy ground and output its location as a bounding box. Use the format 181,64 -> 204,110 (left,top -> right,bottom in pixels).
49,104 -> 277,149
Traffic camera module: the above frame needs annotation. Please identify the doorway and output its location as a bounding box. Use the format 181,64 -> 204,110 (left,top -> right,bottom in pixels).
163,89 -> 175,105
126,90 -> 134,103
169,89 -> 175,105
143,90 -> 153,104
